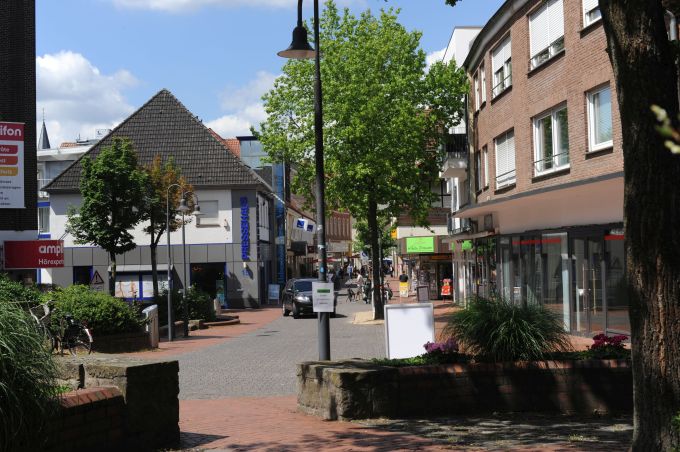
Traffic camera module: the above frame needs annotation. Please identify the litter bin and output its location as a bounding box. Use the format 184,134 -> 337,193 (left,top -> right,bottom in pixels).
143,304 -> 159,348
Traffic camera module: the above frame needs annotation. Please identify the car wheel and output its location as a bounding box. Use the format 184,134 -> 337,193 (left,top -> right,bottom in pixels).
282,303 -> 290,317
292,303 -> 300,319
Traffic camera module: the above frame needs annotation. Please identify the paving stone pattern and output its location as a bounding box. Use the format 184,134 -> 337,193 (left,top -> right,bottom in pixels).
177,296 -> 385,399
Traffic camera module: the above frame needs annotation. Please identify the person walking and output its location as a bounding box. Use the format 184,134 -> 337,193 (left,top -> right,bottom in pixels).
399,271 -> 409,283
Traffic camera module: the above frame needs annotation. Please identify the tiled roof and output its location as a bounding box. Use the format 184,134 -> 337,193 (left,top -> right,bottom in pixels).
224,138 -> 241,157
45,89 -> 264,192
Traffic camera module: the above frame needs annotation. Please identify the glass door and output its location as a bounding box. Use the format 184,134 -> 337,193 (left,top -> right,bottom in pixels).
571,235 -> 605,335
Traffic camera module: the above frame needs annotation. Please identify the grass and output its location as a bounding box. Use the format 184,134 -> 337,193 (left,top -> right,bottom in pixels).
0,301 -> 60,451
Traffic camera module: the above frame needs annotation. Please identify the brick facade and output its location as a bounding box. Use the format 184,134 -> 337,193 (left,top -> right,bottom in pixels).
468,0 -> 621,205
0,1 -> 37,232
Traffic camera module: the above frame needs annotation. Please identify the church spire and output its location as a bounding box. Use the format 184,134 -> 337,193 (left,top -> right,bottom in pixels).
38,108 -> 51,149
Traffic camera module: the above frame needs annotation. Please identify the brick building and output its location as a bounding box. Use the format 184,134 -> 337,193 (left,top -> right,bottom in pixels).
0,1 -> 38,282
450,0 -> 628,336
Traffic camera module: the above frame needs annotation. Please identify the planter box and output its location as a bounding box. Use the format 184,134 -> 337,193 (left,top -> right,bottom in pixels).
297,359 -> 632,421
93,330 -> 150,353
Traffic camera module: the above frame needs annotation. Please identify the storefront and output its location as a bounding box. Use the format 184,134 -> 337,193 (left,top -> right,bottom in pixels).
399,236 -> 453,300
495,225 -> 628,336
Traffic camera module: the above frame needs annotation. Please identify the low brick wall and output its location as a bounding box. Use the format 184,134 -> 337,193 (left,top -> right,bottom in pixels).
297,359 -> 632,421
93,330 -> 150,353
56,356 -> 179,450
43,387 -> 125,452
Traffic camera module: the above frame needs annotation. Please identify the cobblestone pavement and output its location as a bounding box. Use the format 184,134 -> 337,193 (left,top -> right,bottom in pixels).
177,293 -> 385,399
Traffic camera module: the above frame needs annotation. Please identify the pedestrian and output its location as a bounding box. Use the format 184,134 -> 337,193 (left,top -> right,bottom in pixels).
348,263 -> 354,280
399,271 -> 409,283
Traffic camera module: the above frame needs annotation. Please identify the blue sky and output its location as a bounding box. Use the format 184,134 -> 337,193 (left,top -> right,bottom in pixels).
36,0 -> 504,146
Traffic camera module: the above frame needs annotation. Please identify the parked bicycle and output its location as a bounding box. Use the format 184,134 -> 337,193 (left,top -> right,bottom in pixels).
29,301 -> 93,356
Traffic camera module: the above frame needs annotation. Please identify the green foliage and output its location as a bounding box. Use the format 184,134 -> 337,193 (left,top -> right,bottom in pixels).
49,285 -> 145,336
155,287 -> 216,326
372,352 -> 468,367
0,274 -> 42,305
651,104 -> 680,154
258,1 -> 467,248
443,296 -> 572,362
353,215 -> 395,253
0,300 -> 59,451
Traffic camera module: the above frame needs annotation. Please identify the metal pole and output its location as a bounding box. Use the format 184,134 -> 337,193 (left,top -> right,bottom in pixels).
313,0 -> 330,361
181,208 -> 189,337
166,184 -> 180,341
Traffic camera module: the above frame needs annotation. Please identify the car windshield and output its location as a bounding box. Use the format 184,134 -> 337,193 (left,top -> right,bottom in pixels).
294,281 -> 313,292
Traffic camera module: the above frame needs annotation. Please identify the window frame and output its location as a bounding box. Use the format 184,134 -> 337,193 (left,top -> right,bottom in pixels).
533,104 -> 570,176
474,72 -> 480,111
491,36 -> 512,98
587,85 -> 614,152
582,0 -> 602,28
529,0 -> 565,70
483,146 -> 489,188
495,130 -> 516,189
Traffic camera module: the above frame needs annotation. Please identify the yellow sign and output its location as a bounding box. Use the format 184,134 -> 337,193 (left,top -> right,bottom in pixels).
0,166 -> 18,176
399,282 -> 409,297
390,229 -> 397,239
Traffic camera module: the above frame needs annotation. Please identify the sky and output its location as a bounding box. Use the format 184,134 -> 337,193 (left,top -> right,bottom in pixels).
36,0 -> 504,147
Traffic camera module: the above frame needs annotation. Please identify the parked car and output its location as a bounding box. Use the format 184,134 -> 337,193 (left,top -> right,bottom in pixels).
281,277 -> 337,318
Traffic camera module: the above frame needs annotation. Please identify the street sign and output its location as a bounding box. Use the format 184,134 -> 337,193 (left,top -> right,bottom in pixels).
90,270 -> 105,291
312,281 -> 334,313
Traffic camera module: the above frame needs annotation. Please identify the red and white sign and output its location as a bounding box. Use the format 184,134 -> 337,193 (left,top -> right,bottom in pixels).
3,240 -> 64,269
0,122 -> 24,208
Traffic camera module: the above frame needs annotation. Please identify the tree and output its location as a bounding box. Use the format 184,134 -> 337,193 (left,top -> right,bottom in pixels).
441,0 -> 680,448
66,138 -> 148,295
257,1 -> 467,319
141,155 -> 193,299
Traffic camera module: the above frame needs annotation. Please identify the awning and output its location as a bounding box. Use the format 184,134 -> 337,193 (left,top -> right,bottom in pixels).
108,264 -> 172,273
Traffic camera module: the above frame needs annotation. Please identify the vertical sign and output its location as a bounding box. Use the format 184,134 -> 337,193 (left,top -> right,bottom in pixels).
240,196 -> 250,260
0,122 -> 25,208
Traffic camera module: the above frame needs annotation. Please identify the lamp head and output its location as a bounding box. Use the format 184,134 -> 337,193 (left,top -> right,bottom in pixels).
191,204 -> 202,217
278,25 -> 315,59
178,198 -> 190,214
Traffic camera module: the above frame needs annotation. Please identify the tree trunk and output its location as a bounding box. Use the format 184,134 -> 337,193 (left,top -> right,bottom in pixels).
368,198 -> 384,320
109,252 -> 116,296
600,1 -> 680,449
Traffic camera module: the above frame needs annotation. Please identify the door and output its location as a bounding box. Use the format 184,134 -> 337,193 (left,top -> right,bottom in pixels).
571,236 -> 605,335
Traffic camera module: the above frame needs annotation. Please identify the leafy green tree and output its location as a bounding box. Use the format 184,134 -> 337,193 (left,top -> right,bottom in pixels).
258,1 -> 467,319
141,155 -> 193,298
442,0 -> 680,448
66,138 -> 148,295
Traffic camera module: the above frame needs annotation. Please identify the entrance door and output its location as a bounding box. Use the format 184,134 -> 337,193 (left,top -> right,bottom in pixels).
571,236 -> 605,335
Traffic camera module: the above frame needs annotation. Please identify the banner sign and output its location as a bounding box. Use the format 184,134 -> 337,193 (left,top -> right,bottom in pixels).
240,196 -> 250,260
405,237 -> 435,253
0,122 -> 25,208
4,240 -> 64,268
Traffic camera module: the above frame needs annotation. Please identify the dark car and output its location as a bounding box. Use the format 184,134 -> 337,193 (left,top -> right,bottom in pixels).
281,277 -> 337,318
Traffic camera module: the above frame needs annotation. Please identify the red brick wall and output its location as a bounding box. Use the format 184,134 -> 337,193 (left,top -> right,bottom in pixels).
469,0 -> 622,205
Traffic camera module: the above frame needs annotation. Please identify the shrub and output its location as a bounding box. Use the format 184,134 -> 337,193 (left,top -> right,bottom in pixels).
0,300 -> 59,451
155,286 -> 216,326
584,334 -> 630,359
443,296 -> 572,362
0,274 -> 42,305
48,285 -> 145,336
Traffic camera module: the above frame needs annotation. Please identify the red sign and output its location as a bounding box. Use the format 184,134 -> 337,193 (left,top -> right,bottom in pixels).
0,156 -> 18,165
3,240 -> 64,269
0,123 -> 23,140
0,144 -> 18,154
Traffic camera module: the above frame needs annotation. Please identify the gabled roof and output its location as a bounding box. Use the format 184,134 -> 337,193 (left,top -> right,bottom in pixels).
38,120 -> 51,149
45,89 -> 264,192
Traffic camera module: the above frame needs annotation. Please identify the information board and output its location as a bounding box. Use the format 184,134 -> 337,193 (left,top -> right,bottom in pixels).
312,281 -> 334,312
384,303 -> 434,359
268,283 -> 280,301
0,122 -> 24,208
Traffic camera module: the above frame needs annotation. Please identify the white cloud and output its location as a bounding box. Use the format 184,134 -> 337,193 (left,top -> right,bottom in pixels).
206,71 -> 277,138
425,47 -> 446,72
37,51 -> 138,147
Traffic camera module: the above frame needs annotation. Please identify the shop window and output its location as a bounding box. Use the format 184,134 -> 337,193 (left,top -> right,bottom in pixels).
605,235 -> 629,334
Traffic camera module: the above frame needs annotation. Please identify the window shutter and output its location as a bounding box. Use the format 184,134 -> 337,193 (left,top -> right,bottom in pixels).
495,134 -> 507,181
492,36 -> 511,73
548,0 -> 564,44
507,131 -> 516,175
529,3 -> 549,56
583,0 -> 598,15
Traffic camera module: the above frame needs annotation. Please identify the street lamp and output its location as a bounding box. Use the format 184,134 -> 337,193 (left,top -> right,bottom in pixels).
165,183 -> 181,341
279,0 -> 331,361
178,192 -> 201,338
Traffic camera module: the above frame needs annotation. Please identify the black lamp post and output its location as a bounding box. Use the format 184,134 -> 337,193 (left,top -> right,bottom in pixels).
278,0 -> 330,361
178,193 -> 201,338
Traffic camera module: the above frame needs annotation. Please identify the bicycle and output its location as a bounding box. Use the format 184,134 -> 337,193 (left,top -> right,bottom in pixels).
29,301 -> 57,352
346,287 -> 358,303
29,302 -> 93,356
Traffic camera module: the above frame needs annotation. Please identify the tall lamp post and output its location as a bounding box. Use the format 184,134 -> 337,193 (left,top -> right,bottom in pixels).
278,0 -> 330,360
178,192 -> 201,338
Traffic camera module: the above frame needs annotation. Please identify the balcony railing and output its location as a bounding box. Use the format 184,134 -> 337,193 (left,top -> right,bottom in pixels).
445,133 -> 468,159
495,168 -> 516,189
533,150 -> 569,175
447,215 -> 471,236
530,36 -> 565,70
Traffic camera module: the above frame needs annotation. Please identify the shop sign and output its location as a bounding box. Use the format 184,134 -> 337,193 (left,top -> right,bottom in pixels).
0,122 -> 24,208
461,240 -> 473,251
3,240 -> 64,269
405,237 -> 435,253
240,196 -> 249,260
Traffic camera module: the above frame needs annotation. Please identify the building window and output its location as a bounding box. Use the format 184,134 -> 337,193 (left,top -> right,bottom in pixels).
587,85 -> 613,152
582,0 -> 601,27
475,151 -> 482,192
492,35 -> 512,98
533,105 -> 570,174
495,130 -> 516,188
474,73 -> 480,111
529,0 -> 564,69
197,200 -> 219,226
480,65 -> 486,104
38,206 -> 50,233
483,146 -> 489,188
